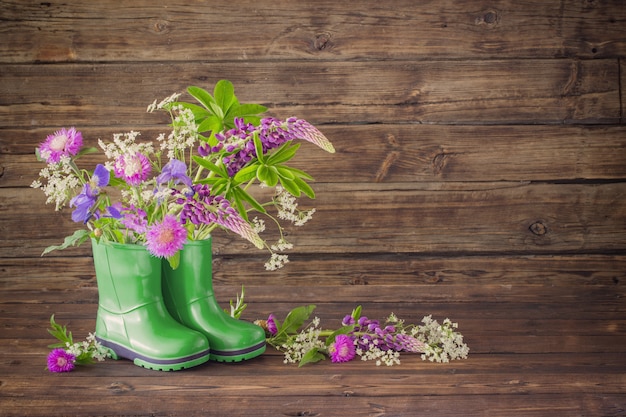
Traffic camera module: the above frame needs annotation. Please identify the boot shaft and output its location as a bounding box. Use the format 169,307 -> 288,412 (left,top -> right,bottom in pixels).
91,238 -> 162,313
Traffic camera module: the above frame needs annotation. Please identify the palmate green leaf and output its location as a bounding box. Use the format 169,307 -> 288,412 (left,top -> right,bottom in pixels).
232,186 -> 266,214
279,176 -> 301,197
214,80 -> 237,115
41,229 -> 90,256
187,86 -> 223,118
192,155 -> 229,177
298,347 -> 326,367
257,165 -> 279,187
267,142 -> 301,165
293,176 -> 315,199
233,163 -> 260,184
197,114 -> 223,136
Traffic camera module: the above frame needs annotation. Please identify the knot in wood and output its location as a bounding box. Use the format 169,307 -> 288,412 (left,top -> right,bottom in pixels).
152,19 -> 170,33
529,221 -> 548,236
107,381 -> 134,394
475,9 -> 500,27
314,32 -> 333,51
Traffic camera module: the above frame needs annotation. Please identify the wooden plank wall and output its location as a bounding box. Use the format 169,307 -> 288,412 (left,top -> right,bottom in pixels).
1,1 -> 626,416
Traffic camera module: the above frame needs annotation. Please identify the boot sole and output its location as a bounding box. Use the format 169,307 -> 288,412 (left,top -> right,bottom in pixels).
97,336 -> 211,371
210,341 -> 267,363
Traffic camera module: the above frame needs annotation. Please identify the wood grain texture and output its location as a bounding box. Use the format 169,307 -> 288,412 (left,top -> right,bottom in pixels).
1,0 -> 625,415
0,59 -> 620,126
1,0 -> 625,63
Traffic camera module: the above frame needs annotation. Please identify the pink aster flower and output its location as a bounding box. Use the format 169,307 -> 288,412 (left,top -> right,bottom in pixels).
113,152 -> 151,186
39,127 -> 83,164
329,334 -> 356,363
145,215 -> 187,258
47,348 -> 76,373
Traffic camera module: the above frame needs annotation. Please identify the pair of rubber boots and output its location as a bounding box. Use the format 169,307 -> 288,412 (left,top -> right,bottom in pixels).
91,238 -> 266,371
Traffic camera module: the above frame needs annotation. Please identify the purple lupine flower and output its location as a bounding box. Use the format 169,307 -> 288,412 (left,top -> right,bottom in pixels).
393,334 -> 427,353
145,215 -> 187,258
38,127 -> 83,164
47,348 -> 76,373
114,152 -> 151,186
342,315 -> 355,326
156,159 -> 192,188
329,334 -> 356,363
178,184 -> 263,249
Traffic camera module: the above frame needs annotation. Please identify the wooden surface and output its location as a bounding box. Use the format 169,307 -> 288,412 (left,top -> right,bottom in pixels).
1,0 -> 625,416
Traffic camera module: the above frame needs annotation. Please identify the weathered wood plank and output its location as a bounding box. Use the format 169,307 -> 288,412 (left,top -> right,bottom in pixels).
1,0 -> 625,63
4,125 -> 626,186
1,391 -> 624,417
2,183 -> 624,257
2,254 -> 625,288
0,60 -> 620,126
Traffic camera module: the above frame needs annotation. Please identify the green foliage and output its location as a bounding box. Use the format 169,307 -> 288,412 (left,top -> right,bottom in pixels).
41,229 -> 90,256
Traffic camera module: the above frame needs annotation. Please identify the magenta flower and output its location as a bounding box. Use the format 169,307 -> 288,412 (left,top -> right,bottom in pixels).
39,127 -> 83,164
145,215 -> 187,258
114,152 -> 151,186
47,348 -> 76,373
329,334 -> 356,363
266,314 -> 278,336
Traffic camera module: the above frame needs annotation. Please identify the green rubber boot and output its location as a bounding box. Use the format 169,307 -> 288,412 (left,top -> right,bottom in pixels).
91,239 -> 211,371
162,238 -> 266,362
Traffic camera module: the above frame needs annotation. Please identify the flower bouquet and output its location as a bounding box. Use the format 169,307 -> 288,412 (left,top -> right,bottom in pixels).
33,79 -> 335,269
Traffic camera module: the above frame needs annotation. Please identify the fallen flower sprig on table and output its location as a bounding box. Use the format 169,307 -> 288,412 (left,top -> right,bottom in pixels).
255,304 -> 469,367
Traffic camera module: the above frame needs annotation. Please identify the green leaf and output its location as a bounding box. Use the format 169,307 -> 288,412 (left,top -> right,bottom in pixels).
76,147 -> 99,158
47,314 -> 73,348
167,251 -> 180,270
197,114 -> 223,135
267,143 -> 301,165
283,166 -> 315,181
276,166 -> 295,180
252,131 -> 266,163
233,163 -> 260,184
279,176 -> 301,197
187,86 -> 222,117
293,176 -> 315,199
264,166 -> 279,187
192,155 -> 229,177
298,347 -> 326,367
324,325 -> 355,347
277,304 -> 316,337
228,103 -> 268,119
41,229 -> 90,256
214,80 -> 237,115
233,186 -> 267,214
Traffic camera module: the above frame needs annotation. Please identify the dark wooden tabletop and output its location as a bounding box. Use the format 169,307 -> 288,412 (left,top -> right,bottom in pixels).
1,0 -> 625,415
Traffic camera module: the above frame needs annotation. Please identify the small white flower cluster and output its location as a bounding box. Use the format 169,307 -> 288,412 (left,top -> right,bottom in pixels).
263,238 -> 295,270
157,105 -> 198,160
281,317 -> 324,364
251,217 -> 266,233
356,342 -> 401,367
98,131 -> 154,171
274,186 -> 316,227
414,315 -> 469,363
264,253 -> 290,271
65,332 -> 111,362
31,156 -> 81,210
